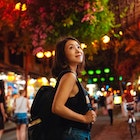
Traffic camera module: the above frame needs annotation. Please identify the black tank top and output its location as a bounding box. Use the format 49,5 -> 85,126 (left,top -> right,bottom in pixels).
62,80 -> 91,131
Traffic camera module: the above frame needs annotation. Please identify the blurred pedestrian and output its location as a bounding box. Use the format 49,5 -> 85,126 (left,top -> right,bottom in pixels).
106,88 -> 114,125
98,94 -> 107,115
90,97 -> 98,115
122,82 -> 135,123
51,36 -> 96,140
0,80 -> 7,139
13,89 -> 30,140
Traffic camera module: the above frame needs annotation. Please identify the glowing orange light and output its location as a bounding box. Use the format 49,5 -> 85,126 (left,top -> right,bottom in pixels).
15,2 -> 27,11
52,50 -> 55,56
114,96 -> 122,104
37,77 -> 49,86
44,51 -> 52,58
7,72 -> 15,81
21,4 -> 27,11
119,31 -> 123,36
102,35 -> 110,43
36,51 -> 55,58
81,43 -> 87,49
36,52 -> 44,58
15,2 -> 21,10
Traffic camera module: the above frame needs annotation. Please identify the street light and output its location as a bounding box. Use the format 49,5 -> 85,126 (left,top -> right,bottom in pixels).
44,51 -> 52,58
36,50 -> 55,59
36,50 -> 55,76
36,52 -> 44,58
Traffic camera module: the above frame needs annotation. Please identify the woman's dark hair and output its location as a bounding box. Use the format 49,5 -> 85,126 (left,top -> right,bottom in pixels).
19,89 -> 25,95
51,36 -> 85,77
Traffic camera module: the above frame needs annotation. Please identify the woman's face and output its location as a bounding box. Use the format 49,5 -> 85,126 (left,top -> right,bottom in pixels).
64,40 -> 84,66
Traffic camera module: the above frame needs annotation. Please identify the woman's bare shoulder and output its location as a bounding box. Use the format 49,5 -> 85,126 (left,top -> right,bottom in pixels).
61,72 -> 77,80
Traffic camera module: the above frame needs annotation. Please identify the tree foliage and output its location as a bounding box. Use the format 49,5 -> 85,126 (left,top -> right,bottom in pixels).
0,0 -> 115,53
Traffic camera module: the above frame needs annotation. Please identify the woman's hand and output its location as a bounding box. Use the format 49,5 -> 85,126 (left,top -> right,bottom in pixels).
84,110 -> 96,124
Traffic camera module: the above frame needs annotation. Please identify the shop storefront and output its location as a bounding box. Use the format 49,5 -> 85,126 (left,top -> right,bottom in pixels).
0,71 -> 56,115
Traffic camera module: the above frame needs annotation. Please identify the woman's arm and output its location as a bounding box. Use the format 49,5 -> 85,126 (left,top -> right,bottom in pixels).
27,98 -> 30,112
52,73 -> 96,124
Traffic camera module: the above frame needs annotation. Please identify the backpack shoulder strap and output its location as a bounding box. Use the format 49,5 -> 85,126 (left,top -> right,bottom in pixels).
77,79 -> 94,111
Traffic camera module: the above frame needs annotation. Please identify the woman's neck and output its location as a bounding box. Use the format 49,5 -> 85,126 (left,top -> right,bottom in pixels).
69,65 -> 78,76
69,68 -> 77,75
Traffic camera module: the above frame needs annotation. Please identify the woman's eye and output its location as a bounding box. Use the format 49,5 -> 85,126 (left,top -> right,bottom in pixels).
76,45 -> 81,49
69,46 -> 73,49
77,45 -> 81,48
68,44 -> 81,49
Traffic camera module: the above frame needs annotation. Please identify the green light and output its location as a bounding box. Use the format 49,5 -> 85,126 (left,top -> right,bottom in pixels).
109,76 -> 114,81
104,68 -> 110,73
88,70 -> 94,75
100,77 -> 105,82
93,78 -> 98,82
119,76 -> 123,81
95,69 -> 101,74
81,70 -> 87,76
87,78 -> 92,84
78,78 -> 82,82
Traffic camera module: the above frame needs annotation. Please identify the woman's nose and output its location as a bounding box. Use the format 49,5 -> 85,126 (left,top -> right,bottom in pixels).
75,47 -> 82,53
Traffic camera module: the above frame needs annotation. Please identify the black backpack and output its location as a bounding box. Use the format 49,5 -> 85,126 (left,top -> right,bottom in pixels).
28,70 -> 71,140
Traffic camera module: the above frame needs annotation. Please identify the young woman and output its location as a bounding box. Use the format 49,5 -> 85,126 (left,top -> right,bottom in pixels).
51,36 -> 96,140
13,89 -> 30,140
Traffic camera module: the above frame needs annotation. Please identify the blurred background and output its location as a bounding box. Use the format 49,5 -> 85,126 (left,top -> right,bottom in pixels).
0,0 -> 140,113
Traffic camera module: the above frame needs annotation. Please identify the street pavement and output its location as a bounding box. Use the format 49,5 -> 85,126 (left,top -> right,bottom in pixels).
2,121 -> 27,140
2,107 -> 140,140
91,108 -> 140,140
